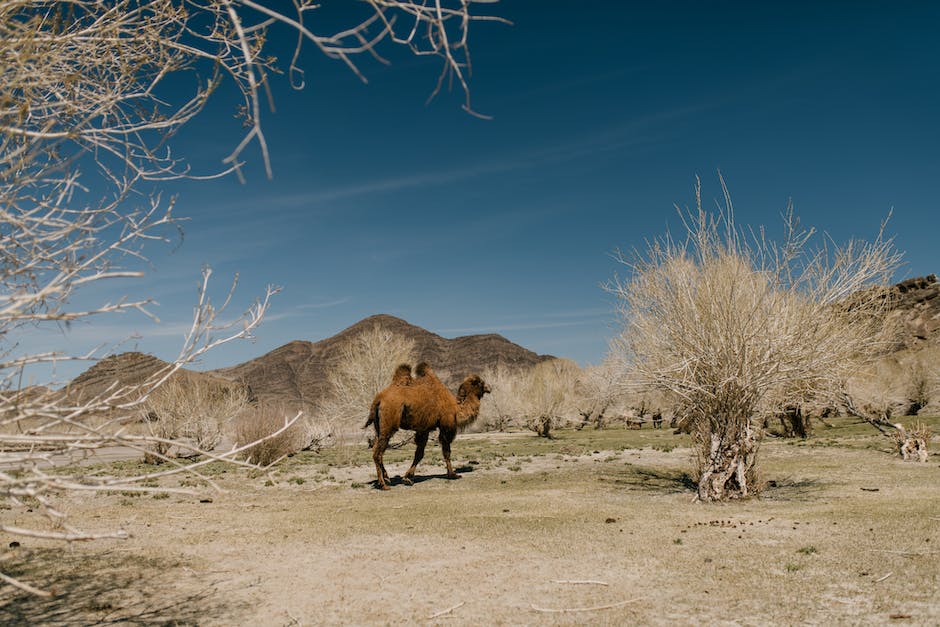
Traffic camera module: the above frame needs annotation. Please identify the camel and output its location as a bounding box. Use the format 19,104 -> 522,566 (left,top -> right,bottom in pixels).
364,362 -> 490,490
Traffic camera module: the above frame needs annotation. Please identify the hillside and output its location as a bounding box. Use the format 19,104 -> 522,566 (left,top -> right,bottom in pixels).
65,351 -> 244,406
212,314 -> 554,408
884,274 -> 940,348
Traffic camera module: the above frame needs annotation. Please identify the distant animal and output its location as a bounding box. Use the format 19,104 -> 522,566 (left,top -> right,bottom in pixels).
651,411 -> 663,429
625,417 -> 645,430
364,362 -> 490,490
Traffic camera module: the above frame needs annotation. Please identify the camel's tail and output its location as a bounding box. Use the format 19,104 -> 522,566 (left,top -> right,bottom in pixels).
363,400 -> 380,434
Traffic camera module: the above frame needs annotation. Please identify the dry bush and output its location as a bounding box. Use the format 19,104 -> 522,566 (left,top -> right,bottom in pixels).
478,363 -> 527,431
316,323 -> 417,432
142,377 -> 250,461
517,359 -> 580,438
609,176 -> 901,501
844,346 -> 940,422
572,359 -> 621,429
235,404 -> 327,467
906,356 -> 938,416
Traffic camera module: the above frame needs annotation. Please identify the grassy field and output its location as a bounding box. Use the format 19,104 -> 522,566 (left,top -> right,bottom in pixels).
2,416 -> 938,625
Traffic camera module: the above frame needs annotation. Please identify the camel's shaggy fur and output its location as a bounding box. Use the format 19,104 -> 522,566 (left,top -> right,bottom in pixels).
364,362 -> 490,490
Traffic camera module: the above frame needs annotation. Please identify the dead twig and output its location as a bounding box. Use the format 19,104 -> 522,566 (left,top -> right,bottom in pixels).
874,572 -> 893,583
551,579 -> 610,586
428,601 -> 465,619
530,597 -> 644,613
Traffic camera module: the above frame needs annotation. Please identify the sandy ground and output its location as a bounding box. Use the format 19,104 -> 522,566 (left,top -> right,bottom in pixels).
1,431 -> 939,625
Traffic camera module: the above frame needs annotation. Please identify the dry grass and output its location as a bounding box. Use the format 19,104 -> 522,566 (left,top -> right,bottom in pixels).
3,416 -> 938,624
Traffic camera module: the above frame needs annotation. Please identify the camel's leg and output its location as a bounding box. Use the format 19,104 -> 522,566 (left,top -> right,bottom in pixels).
372,433 -> 393,490
403,431 -> 429,485
440,428 -> 459,479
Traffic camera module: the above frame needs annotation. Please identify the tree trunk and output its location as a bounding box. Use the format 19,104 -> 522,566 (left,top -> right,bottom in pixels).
695,423 -> 761,501
777,405 -> 811,438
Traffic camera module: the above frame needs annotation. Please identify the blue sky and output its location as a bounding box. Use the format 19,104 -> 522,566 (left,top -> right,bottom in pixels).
35,1 -> 940,381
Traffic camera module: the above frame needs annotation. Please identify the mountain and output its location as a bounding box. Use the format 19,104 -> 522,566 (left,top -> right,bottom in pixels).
884,274 -> 940,348
64,351 -> 244,405
212,314 -> 554,408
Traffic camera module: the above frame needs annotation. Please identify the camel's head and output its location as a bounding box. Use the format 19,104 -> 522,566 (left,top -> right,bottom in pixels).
457,374 -> 490,403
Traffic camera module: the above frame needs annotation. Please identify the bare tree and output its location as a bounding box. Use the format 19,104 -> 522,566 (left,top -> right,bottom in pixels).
609,177 -> 901,501
478,362 -> 525,431
142,375 -> 251,460
316,323 -> 417,435
573,359 -> 620,430
0,1 -> 500,595
518,359 -> 580,438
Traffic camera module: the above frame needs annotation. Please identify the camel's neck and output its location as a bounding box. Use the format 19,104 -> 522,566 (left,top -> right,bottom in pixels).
455,396 -> 482,430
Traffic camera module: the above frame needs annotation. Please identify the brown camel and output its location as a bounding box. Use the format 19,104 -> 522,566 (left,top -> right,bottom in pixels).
364,362 -> 490,490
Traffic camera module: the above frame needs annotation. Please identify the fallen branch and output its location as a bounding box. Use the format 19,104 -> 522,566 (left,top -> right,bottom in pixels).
530,597 -> 644,613
0,570 -> 52,597
840,393 -> 898,436
428,602 -> 465,619
874,572 -> 893,583
551,579 -> 610,586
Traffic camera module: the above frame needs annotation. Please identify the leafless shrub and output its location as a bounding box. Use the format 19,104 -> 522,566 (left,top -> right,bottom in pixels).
478,363 -> 526,431
141,377 -> 250,461
517,359 -> 580,438
906,358 -> 936,416
572,359 -> 621,430
609,176 -> 901,501
316,323 -> 417,433
235,403 -> 323,467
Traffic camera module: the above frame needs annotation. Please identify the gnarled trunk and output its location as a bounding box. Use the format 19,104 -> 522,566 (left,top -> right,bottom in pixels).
694,421 -> 761,501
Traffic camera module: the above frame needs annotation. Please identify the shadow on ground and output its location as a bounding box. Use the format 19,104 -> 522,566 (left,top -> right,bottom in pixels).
597,465 -> 697,494
0,547 -> 241,625
760,476 -> 829,501
371,465 -> 475,489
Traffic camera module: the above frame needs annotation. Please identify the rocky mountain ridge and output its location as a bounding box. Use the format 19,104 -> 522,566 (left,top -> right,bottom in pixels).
212,314 -> 554,408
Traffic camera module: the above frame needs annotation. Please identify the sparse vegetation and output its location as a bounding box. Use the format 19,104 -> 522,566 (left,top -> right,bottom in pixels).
3,415 -> 937,624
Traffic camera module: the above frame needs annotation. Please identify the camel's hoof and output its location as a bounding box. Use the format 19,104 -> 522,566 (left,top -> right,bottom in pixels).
402,476 -> 414,486
446,473 -> 461,480
379,485 -> 390,491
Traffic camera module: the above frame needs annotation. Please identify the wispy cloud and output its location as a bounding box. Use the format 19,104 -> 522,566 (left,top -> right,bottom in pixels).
541,307 -> 614,319
219,104 -> 705,218
296,298 -> 349,310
